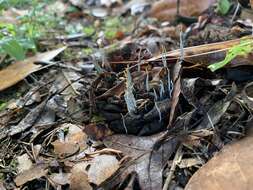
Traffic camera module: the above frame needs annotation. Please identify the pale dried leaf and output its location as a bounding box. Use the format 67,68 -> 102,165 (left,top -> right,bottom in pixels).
49,173 -> 70,185
88,155 -> 120,185
70,162 -> 92,190
14,164 -> 48,186
52,140 -> 79,158
0,181 -> 6,190
102,133 -> 178,190
17,154 -> 33,173
185,128 -> 253,190
0,46 -> 66,91
150,0 -> 215,21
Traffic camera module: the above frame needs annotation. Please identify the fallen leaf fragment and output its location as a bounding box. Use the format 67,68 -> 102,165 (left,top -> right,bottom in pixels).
52,124 -> 88,158
185,127 -> 253,190
88,155 -> 120,185
0,46 -> 66,91
70,162 -> 92,190
17,154 -> 33,173
49,173 -> 70,185
102,133 -> 178,189
150,0 -> 215,21
148,36 -> 253,68
52,140 -> 79,158
14,164 -> 48,186
0,181 -> 5,190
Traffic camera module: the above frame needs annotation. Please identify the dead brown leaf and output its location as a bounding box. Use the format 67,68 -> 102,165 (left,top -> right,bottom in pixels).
84,123 -> 113,141
49,172 -> 70,185
52,124 -> 87,158
52,140 -> 80,158
101,132 -> 178,190
88,154 -> 120,185
0,46 -> 66,91
69,162 -> 92,190
185,127 -> 253,190
0,8 -> 28,24
0,181 -> 5,190
148,36 -> 253,68
14,164 -> 48,186
17,154 -> 33,173
150,0 -> 215,21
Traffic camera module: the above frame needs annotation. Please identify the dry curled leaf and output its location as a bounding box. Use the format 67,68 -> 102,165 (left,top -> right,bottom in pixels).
14,164 -> 48,186
88,155 -> 120,185
185,127 -> 253,190
52,124 -> 88,158
150,0 -> 215,21
148,36 -> 253,68
102,132 -> 178,190
70,162 -> 92,190
0,46 -> 66,91
49,173 -> 70,185
17,154 -> 33,173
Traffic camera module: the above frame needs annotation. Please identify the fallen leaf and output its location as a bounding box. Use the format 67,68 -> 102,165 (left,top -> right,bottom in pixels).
150,0 -> 215,21
0,8 -> 28,24
243,81 -> 253,109
0,46 -> 66,91
52,124 -> 88,158
101,132 -> 178,190
148,36 -> 253,68
96,81 -> 126,99
8,100 -> 48,136
69,162 -> 92,190
196,84 -> 237,130
88,155 -> 120,185
49,172 -> 70,185
17,154 -> 33,173
52,140 -> 80,158
0,181 -> 6,190
185,127 -> 253,190
84,123 -> 113,141
14,164 -> 48,186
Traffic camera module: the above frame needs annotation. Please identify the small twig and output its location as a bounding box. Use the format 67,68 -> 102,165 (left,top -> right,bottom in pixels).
163,144 -> 183,190
231,3 -> 240,24
177,0 -> 181,15
61,70 -> 80,95
121,113 -> 128,134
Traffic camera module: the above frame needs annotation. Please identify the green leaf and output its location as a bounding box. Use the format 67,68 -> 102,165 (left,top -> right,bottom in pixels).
83,26 -> 95,36
1,38 -> 26,60
216,0 -> 231,15
208,39 -> 253,72
0,100 -> 7,111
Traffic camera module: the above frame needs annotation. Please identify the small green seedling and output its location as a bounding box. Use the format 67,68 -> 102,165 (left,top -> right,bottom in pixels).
1,38 -> 26,60
216,0 -> 231,15
208,39 -> 253,72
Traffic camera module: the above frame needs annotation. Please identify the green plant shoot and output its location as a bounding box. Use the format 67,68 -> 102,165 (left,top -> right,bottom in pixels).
216,0 -> 231,15
208,39 -> 253,72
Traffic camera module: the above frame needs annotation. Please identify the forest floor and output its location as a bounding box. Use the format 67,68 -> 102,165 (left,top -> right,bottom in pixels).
1,0 -> 253,189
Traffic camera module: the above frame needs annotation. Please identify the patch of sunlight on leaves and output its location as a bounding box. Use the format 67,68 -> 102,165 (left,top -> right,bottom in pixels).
216,0 -> 231,15
208,39 -> 253,72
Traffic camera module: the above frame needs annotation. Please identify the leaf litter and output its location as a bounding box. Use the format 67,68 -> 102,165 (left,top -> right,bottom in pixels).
1,0 -> 253,190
